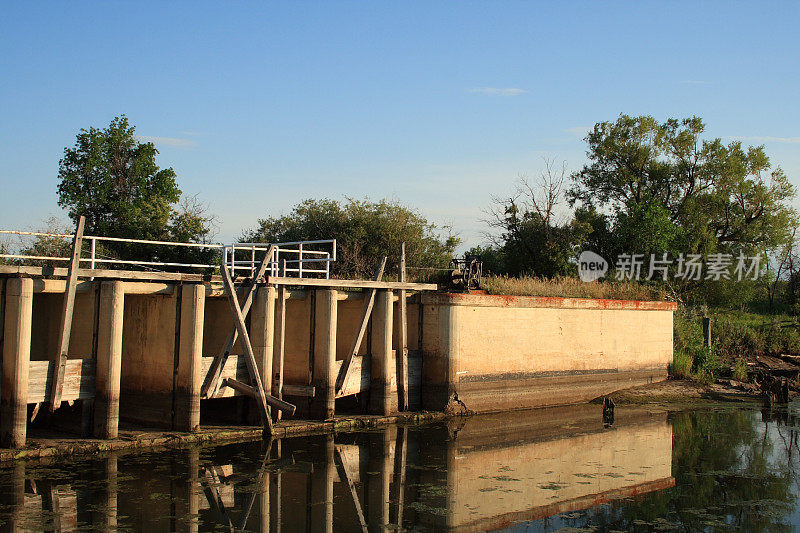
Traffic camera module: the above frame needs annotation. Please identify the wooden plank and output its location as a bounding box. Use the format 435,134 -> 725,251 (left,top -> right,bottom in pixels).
220,264 -> 274,434
49,215 -> 85,411
335,355 -> 372,398
268,276 -> 436,291
28,359 -> 95,403
202,245 -> 276,399
225,378 -> 296,415
335,257 -> 387,395
283,384 -> 315,397
398,242 -> 409,411
202,355 -> 316,399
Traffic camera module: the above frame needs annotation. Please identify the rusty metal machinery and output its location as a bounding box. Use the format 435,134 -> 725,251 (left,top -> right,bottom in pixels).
449,255 -> 483,291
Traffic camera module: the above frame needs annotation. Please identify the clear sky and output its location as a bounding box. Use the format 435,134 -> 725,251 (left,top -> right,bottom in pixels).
2,1 -> 798,248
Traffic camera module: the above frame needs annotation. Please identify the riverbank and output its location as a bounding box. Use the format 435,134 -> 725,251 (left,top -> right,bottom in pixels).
601,378 -> 763,405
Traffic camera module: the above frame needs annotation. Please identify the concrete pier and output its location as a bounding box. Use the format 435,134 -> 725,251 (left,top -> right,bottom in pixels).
94,280 -> 124,438
1,277 -> 33,448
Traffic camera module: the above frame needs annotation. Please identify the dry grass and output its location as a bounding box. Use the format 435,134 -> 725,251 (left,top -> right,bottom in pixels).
481,275 -> 666,301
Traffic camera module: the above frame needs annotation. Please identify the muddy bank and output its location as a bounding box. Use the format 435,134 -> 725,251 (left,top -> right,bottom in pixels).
600,378 -> 762,405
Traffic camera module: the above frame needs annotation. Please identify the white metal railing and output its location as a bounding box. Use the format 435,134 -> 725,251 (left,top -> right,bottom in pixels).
0,230 -> 336,279
224,240 -> 336,279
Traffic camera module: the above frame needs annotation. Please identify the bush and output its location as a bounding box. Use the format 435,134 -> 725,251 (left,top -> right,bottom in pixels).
670,350 -> 694,379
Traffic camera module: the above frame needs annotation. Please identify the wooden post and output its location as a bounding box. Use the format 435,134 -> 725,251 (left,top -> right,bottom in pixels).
175,283 -> 205,432
272,286 -> 286,421
702,317 -> 712,352
94,280 -> 124,439
370,289 -> 396,415
50,215 -> 85,411
397,243 -> 409,410
311,289 -> 337,420
1,277 -> 33,448
251,285 -> 276,418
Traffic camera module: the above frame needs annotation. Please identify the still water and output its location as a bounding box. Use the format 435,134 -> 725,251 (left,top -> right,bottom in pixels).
1,403 -> 799,532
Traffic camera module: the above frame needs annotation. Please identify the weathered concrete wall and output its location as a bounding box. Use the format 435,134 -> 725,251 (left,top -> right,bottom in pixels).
30,291 -> 95,361
420,293 -> 675,412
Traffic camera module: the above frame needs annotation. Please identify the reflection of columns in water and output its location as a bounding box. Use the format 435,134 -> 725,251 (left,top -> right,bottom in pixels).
367,427 -> 395,532
187,447 -> 200,533
310,435 -> 335,533
270,439 -> 282,533
0,461 -> 25,533
91,452 -> 119,531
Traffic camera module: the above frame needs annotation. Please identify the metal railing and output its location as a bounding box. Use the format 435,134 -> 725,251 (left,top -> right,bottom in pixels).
0,230 -> 336,279
224,240 -> 336,279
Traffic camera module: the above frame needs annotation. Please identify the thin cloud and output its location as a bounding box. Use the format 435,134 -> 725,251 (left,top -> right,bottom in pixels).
565,125 -> 591,138
679,80 -> 712,85
728,135 -> 800,145
137,135 -> 196,147
468,87 -> 527,96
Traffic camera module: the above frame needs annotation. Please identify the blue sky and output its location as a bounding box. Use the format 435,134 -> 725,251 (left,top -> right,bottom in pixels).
2,1 -> 798,248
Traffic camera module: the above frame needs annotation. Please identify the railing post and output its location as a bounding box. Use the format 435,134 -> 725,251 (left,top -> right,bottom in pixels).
91,238 -> 96,269
298,243 -> 303,278
251,245 -> 256,278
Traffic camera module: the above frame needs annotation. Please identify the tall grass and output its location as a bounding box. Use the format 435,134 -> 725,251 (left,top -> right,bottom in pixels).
482,275 -> 665,301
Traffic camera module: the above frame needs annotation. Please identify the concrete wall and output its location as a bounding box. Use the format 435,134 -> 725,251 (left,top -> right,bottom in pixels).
420,293 -> 675,412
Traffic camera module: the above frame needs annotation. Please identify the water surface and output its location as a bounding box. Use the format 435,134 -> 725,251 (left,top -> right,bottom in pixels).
1,402 -> 799,531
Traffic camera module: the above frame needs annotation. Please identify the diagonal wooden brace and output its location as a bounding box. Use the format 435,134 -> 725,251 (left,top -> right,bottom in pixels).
221,264 -> 275,434
335,257 -> 387,395
202,245 -> 276,399
49,215 -> 85,411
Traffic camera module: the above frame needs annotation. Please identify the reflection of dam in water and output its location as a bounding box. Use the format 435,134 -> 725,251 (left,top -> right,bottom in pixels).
0,406 -> 673,531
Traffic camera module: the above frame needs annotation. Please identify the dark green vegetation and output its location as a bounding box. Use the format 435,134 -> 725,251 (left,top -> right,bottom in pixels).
241,198 -> 458,279
21,116 -> 216,266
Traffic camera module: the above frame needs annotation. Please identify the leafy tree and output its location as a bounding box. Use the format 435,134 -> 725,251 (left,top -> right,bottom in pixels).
486,159 -> 591,277
569,114 -> 796,259
241,198 -> 459,279
56,115 -> 215,265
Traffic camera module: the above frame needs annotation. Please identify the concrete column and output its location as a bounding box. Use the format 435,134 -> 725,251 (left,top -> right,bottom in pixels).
309,435 -> 334,533
252,286 -> 276,409
175,283 -> 205,432
1,277 -> 33,449
94,281 -> 124,439
311,290 -> 337,420
369,290 -> 396,415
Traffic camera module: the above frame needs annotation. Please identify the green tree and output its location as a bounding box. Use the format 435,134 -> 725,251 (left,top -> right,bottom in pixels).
487,159 -> 591,277
56,115 -> 215,265
241,198 -> 459,279
569,115 -> 796,259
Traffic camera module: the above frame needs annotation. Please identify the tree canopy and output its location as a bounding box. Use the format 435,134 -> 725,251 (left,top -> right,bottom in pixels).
568,114 -> 796,259
56,116 -> 215,265
241,198 -> 459,279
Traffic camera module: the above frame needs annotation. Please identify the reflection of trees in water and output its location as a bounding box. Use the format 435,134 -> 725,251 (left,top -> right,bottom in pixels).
557,409 -> 795,532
